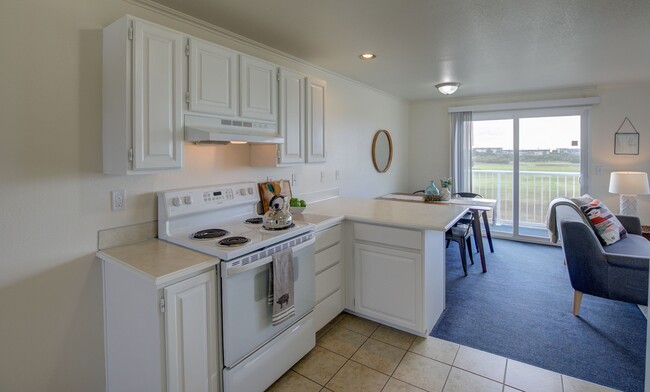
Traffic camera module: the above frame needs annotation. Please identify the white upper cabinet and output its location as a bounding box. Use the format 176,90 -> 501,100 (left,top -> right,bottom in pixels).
240,55 -> 278,122
250,71 -> 327,166
188,38 -> 239,117
306,77 -> 326,163
278,68 -> 306,164
103,16 -> 183,174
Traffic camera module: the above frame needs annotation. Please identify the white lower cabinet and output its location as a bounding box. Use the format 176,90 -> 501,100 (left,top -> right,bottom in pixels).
354,243 -> 422,332
165,272 -> 219,392
313,224 -> 344,331
350,222 -> 442,336
102,260 -> 219,392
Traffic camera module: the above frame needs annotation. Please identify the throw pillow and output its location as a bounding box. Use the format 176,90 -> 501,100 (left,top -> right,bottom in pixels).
570,194 -> 595,206
580,199 -> 627,245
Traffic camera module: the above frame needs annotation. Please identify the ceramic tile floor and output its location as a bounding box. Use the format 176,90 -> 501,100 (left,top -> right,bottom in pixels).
266,312 -> 619,392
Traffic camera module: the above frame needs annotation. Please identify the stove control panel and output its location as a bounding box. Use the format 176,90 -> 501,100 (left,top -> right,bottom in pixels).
158,182 -> 260,219
203,189 -> 234,203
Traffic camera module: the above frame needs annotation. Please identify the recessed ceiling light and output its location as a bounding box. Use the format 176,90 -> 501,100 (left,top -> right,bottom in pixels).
435,82 -> 461,95
359,53 -> 377,60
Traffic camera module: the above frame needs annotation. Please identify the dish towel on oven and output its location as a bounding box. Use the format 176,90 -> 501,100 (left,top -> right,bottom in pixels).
267,248 -> 295,326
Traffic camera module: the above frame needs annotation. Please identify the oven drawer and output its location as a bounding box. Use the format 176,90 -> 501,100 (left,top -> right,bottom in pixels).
223,313 -> 315,392
315,262 -> 342,303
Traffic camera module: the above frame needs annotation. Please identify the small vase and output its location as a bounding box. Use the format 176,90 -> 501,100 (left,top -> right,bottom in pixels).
424,180 -> 440,196
440,187 -> 451,201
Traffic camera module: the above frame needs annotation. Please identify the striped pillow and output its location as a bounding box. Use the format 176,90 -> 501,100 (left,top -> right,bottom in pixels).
580,199 -> 627,245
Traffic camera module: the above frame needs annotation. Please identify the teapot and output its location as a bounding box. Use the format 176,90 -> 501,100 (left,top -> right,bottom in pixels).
262,194 -> 293,230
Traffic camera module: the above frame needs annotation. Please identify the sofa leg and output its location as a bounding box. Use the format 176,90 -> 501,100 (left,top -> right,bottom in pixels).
573,290 -> 583,315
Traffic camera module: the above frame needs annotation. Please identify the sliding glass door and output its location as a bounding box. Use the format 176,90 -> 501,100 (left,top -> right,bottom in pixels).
471,108 -> 588,241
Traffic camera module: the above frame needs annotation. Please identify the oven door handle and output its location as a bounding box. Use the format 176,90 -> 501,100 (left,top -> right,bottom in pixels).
225,238 -> 315,277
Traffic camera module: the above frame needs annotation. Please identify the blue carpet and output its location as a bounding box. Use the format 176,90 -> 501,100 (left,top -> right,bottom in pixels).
431,239 -> 646,392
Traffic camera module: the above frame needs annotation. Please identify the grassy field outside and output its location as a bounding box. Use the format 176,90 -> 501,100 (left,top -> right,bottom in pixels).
472,161 -> 580,227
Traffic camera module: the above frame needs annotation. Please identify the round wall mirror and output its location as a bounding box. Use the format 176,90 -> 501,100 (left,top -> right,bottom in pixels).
372,130 -> 393,173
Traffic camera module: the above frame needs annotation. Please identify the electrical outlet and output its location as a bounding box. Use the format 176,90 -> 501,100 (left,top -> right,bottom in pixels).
291,173 -> 298,186
111,189 -> 125,211
335,170 -> 340,181
320,171 -> 325,183
266,176 -> 274,182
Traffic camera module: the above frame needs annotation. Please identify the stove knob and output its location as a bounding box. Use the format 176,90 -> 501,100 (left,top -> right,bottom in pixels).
172,197 -> 182,207
247,187 -> 254,195
183,196 -> 193,205
240,188 -> 246,195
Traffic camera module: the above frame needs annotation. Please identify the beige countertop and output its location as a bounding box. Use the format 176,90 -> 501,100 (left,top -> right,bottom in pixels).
97,239 -> 218,285
291,212 -> 344,231
303,197 -> 468,231
97,197 -> 466,284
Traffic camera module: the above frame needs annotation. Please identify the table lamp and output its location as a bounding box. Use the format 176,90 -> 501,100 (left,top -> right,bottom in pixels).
608,171 -> 650,216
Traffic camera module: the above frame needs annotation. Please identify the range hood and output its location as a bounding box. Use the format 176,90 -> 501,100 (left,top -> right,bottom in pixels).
184,114 -> 284,144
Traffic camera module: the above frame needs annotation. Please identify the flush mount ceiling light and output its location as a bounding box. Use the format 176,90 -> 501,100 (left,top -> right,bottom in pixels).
435,82 -> 461,95
359,53 -> 377,60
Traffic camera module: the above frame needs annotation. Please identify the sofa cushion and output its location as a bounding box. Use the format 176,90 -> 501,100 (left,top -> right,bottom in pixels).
580,199 -> 627,245
605,234 -> 650,258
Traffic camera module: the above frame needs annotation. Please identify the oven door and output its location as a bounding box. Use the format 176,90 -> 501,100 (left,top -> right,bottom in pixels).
221,236 -> 315,368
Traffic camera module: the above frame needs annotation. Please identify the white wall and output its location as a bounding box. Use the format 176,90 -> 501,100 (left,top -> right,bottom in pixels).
0,1 -> 409,391
409,83 -> 650,224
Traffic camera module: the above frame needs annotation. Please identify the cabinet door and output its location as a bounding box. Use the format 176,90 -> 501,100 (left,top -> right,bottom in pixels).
132,20 -> 183,170
278,68 -> 306,164
306,77 -> 326,163
165,270 -> 218,392
354,243 -> 422,332
189,38 -> 238,116
240,55 -> 277,121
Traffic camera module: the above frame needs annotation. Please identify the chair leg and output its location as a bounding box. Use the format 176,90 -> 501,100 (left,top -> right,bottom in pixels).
572,290 -> 583,316
446,239 -> 450,248
466,237 -> 474,265
459,239 -> 468,276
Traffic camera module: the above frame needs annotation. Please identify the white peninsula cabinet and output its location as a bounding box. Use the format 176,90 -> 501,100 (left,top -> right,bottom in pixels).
98,240 -> 219,392
305,198 -> 464,336
102,16 -> 184,174
351,223 -> 444,336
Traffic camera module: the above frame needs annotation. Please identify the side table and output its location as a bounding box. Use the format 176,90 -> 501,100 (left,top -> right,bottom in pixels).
642,225 -> 650,241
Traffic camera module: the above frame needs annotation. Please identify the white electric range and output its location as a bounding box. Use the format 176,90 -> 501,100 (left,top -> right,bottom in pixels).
157,182 -> 316,392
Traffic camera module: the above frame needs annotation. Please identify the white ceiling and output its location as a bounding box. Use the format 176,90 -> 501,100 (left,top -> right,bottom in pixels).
149,0 -> 650,101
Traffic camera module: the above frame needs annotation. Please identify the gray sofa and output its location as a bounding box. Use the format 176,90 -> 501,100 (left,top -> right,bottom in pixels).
552,199 -> 650,315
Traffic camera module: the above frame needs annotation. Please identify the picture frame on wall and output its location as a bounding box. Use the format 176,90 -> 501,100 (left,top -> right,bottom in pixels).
614,117 -> 640,155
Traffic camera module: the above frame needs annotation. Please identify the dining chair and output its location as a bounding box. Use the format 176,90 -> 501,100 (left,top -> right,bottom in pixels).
451,192 -> 495,254
446,223 -> 474,276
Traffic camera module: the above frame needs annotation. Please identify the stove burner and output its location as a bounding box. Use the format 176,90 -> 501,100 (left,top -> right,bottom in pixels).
218,236 -> 251,247
190,229 -> 229,240
244,217 -> 264,224
262,223 -> 296,231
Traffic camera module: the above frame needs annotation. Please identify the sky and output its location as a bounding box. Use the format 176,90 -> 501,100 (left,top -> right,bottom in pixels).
472,116 -> 581,150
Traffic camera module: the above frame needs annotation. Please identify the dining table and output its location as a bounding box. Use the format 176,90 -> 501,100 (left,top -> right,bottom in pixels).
378,193 -> 497,273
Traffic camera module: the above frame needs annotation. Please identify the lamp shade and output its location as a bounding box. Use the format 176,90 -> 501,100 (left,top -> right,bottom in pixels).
608,171 -> 650,195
